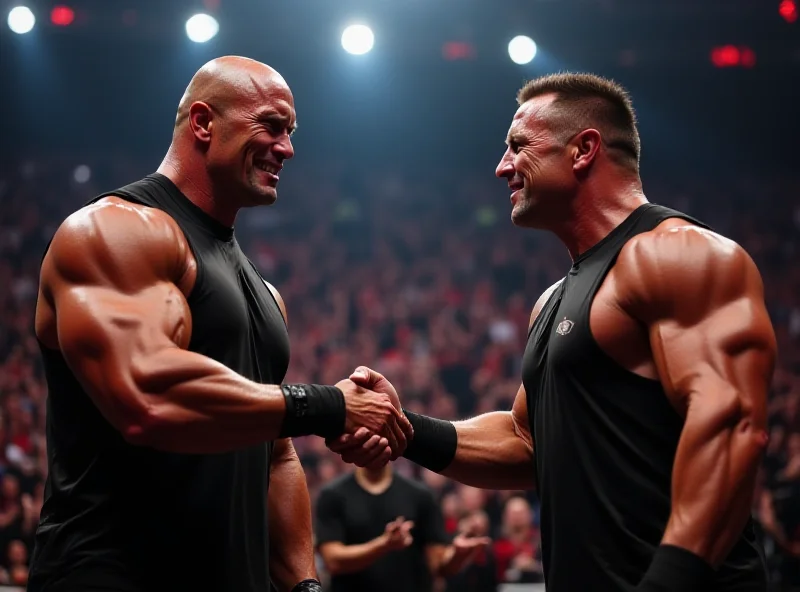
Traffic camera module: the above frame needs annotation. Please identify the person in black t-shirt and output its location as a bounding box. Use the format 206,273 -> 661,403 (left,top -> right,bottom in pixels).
315,465 -> 489,592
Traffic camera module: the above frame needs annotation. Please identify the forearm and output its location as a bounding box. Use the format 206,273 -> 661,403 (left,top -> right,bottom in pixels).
436,546 -> 471,577
661,396 -> 767,567
113,349 -> 343,453
269,440 -> 317,591
320,538 -> 390,576
404,411 -> 535,490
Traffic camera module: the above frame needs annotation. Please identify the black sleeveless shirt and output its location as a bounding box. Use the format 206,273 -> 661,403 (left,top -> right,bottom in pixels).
29,173 -> 290,592
521,203 -> 766,591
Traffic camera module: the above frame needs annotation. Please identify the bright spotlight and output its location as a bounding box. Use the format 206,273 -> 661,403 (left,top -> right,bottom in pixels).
8,6 -> 35,34
341,24 -> 374,55
185,13 -> 218,43
508,35 -> 537,65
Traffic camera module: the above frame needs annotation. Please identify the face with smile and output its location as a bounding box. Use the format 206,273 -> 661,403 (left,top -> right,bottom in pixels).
495,94 -> 583,229
188,66 -> 297,209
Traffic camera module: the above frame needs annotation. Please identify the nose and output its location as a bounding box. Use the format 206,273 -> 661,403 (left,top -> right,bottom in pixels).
496,150 -> 514,179
273,134 -> 294,161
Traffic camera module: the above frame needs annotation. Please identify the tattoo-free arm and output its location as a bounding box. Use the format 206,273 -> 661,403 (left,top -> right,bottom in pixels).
620,226 -> 776,567
268,438 -> 317,591
37,199 -> 289,453
441,390 -> 535,490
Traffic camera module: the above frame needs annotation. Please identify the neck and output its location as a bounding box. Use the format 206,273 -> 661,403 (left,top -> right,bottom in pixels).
551,176 -> 647,260
355,465 -> 393,492
157,144 -> 239,227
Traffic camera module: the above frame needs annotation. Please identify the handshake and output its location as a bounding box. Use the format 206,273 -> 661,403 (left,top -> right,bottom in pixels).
331,366 -> 411,468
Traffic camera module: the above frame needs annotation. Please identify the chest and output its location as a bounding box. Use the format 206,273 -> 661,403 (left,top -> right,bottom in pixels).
186,241 -> 290,383
341,489 -> 423,542
525,265 -> 655,384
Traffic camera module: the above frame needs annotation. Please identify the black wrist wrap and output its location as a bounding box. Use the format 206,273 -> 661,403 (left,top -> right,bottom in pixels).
290,579 -> 322,592
279,384 -> 346,439
401,410 -> 458,473
637,545 -> 714,592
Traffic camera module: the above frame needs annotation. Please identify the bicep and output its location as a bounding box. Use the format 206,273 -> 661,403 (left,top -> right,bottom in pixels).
511,383 -> 533,454
621,228 -> 776,420
649,302 -> 774,421
44,201 -> 193,433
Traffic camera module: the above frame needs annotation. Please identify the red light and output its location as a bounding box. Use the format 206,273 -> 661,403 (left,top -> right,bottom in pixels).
740,47 -> 757,67
442,42 -> 476,61
711,45 -> 740,67
779,0 -> 798,22
710,45 -> 756,68
50,5 -> 75,26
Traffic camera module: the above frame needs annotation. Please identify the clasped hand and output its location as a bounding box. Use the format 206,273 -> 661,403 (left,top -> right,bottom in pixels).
331,366 -> 411,468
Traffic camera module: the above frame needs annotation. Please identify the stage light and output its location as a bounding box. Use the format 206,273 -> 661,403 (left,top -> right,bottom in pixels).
710,45 -> 756,68
508,36 -> 537,65
711,45 -> 740,67
341,24 -> 374,55
185,13 -> 218,43
8,6 -> 35,34
51,5 -> 74,26
779,0 -> 798,23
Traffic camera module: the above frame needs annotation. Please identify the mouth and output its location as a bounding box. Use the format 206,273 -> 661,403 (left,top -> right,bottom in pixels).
509,179 -> 524,203
253,160 -> 282,182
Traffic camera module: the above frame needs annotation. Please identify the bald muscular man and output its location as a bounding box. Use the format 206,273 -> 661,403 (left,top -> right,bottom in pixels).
30,56 -> 410,592
330,73 -> 776,591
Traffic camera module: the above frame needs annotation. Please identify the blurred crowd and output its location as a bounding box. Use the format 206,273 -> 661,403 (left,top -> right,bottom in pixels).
0,156 -> 798,589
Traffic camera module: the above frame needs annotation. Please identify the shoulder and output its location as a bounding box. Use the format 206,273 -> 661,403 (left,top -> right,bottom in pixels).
263,280 -> 288,325
616,220 -> 763,321
396,473 -> 437,500
47,196 -> 192,289
319,473 -> 354,497
529,279 -> 564,329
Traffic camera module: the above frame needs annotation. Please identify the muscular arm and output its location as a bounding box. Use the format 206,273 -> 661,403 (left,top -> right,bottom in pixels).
36,198 -> 290,454
268,438 -> 317,591
619,226 -> 775,568
440,392 -> 535,490
334,283 -> 562,488
406,285 -> 563,491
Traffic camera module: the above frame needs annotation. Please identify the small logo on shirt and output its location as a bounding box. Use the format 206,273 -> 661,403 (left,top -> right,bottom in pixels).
556,317 -> 574,336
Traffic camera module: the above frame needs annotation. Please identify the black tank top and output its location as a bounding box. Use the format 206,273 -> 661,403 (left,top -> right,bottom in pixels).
521,203 -> 766,591
29,173 -> 290,592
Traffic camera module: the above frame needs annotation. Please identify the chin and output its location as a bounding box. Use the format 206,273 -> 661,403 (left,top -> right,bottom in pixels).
511,204 -> 535,228
248,187 -> 278,206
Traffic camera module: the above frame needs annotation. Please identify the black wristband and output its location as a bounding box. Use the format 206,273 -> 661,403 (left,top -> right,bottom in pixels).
402,410 -> 458,473
279,384 -> 346,440
637,545 -> 714,592
290,579 -> 322,592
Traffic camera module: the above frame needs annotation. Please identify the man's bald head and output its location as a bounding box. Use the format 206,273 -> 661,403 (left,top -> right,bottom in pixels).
164,56 -> 296,211
175,56 -> 292,130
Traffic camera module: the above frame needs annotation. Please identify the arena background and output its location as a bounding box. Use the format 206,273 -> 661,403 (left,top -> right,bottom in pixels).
0,0 -> 798,589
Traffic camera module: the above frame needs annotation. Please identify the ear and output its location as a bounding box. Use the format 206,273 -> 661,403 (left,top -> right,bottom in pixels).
571,128 -> 602,173
188,101 -> 213,144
